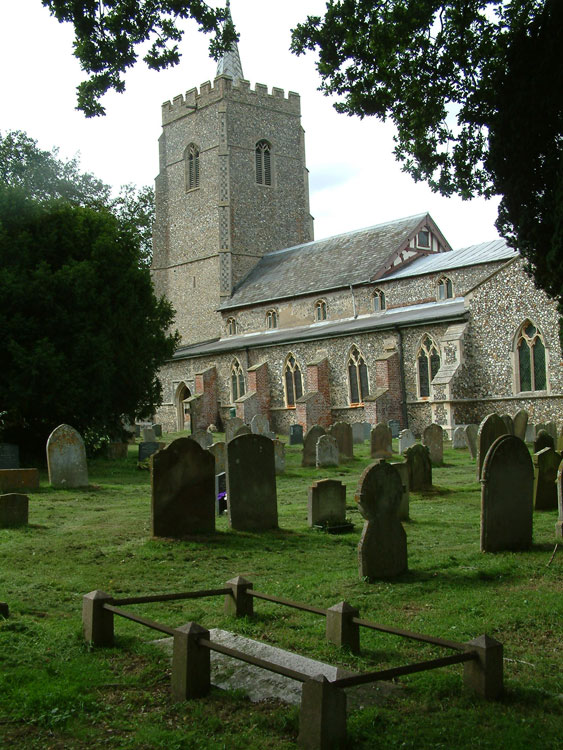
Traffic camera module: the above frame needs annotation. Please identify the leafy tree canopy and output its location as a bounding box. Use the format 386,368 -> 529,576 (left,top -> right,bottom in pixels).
43,0 -> 237,116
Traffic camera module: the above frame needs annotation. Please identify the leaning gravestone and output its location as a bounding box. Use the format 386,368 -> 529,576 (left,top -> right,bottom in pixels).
289,424 -> 304,445
302,425 -> 326,467
513,410 -> 529,441
0,493 -> 29,528
328,422 -> 353,461
316,435 -> 339,468
351,423 -> 365,445
534,429 -> 555,454
151,438 -> 215,536
225,417 -> 244,443
208,441 -> 227,474
476,414 -> 507,479
391,461 -> 410,521
422,423 -> 443,465
250,414 -> 270,436
371,423 -> 392,459
47,424 -> 88,488
452,426 -> 467,449
404,444 -> 432,491
556,461 -> 563,539
355,461 -> 407,579
273,439 -> 285,475
398,429 -> 415,455
533,447 -> 561,511
0,444 -> 19,470
191,429 -> 213,450
480,435 -> 533,552
464,424 -> 478,459
500,414 -> 515,435
308,479 -> 346,528
227,434 -> 278,531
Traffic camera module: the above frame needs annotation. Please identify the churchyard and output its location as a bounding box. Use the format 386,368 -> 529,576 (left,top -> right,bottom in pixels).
0,432 -> 561,749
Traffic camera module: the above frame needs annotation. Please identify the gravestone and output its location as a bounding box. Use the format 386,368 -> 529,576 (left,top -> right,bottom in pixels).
545,421 -> 558,442
289,424 -> 304,445
138,442 -> 162,462
227,434 -> 278,531
0,469 -> 39,493
525,424 -> 536,443
388,419 -> 400,439
464,424 -> 478,459
46,424 -> 88,488
452,426 -> 467,449
142,427 -> 156,442
533,447 -> 561,511
391,461 -> 410,521
233,424 -> 252,439
513,410 -> 529,441
355,461 -> 407,579
480,435 -> 533,552
191,430 -> 213,450
215,472 -> 227,515
534,429 -> 555,453
370,423 -> 392,459
225,417 -> 244,443
316,435 -> 339,468
363,422 -> 372,441
308,479 -> 346,527
500,414 -> 515,435
250,414 -> 270,435
151,437 -> 215,537
422,423 -> 443,465
404,444 -> 432,491
398,429 -> 415,455
556,461 -> 563,539
134,424 -> 141,438
476,414 -> 507,479
0,444 -> 19,470
273,439 -> 286,475
151,424 -> 162,438
0,493 -> 29,528
302,425 -> 326,467
351,423 -> 365,444
328,422 -> 353,461
208,441 -> 227,474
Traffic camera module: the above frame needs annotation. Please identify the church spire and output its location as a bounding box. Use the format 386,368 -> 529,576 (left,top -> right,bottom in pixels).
216,0 -> 244,84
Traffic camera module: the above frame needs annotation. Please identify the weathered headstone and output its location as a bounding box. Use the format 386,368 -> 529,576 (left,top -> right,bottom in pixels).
316,435 -> 339,468
355,461 -> 407,579
215,472 -> 227,515
227,434 -> 278,530
545,422 -> 558,442
370,423 -> 392,459
225,417 -> 244,443
388,419 -> 400,439
233,424 -> 252,439
525,423 -> 536,443
452,426 -> 467,449
273,439 -> 286,475
308,479 -> 346,527
513,410 -> 529,441
0,444 -> 19,470
289,424 -> 304,445
533,447 -> 561,511
138,442 -> 162,462
0,469 -> 39,493
464,424 -> 478,459
422,423 -> 443,465
391,461 -> 410,521
250,414 -> 270,435
302,425 -> 326,467
134,424 -> 141,438
476,414 -> 507,479
351,423 -> 365,445
363,422 -> 372,441
398,429 -> 415,455
500,414 -> 515,435
0,493 -> 29,528
534,429 -> 555,454
151,437 -> 215,537
208,441 -> 227,474
404,444 -> 432,491
152,424 -> 163,438
556,460 -> 563,539
46,424 -> 89,488
327,422 -> 353,461
142,427 -> 156,442
480,435 -> 533,552
191,429 -> 213,450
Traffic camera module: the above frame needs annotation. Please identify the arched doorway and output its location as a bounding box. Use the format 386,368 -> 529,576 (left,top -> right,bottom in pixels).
175,382 -> 191,431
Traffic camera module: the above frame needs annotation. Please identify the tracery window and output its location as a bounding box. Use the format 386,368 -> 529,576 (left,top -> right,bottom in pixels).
437,276 -> 453,300
284,354 -> 303,407
185,143 -> 200,190
516,321 -> 547,392
266,309 -> 278,329
230,359 -> 246,402
417,335 -> 441,398
226,317 -> 237,336
314,299 -> 327,321
372,288 -> 386,312
255,140 -> 272,186
348,345 -> 369,405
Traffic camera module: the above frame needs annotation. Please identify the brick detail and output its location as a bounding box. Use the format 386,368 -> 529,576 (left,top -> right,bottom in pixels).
247,362 -> 271,418
192,367 -> 218,429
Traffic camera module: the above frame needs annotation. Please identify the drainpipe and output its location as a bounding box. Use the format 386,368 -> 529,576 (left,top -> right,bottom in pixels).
349,285 -> 357,318
395,326 -> 409,428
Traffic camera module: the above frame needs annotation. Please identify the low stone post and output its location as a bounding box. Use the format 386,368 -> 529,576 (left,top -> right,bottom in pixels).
325,601 -> 360,654
224,575 -> 254,617
83,590 -> 114,647
171,622 -> 211,701
298,674 -> 347,749
463,634 -> 504,699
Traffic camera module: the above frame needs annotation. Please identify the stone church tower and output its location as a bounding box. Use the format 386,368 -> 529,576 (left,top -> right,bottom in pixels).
151,29 -> 314,345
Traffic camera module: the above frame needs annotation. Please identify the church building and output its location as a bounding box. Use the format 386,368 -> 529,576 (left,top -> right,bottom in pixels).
151,33 -> 562,437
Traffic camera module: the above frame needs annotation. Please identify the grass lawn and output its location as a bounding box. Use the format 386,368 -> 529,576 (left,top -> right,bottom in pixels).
0,434 -> 561,748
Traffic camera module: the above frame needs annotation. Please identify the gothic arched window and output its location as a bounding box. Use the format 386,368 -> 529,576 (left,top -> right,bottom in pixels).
417,335 -> 441,398
516,321 -> 547,392
231,359 -> 246,402
256,140 -> 272,186
185,143 -> 200,190
226,317 -> 237,336
437,276 -> 453,300
315,299 -> 327,321
372,288 -> 386,312
348,346 -> 369,405
284,354 -> 303,407
266,309 -> 278,329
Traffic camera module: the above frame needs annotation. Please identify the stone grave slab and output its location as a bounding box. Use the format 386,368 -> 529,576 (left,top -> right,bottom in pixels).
533,447 -> 561,511
208,441 -> 226,474
308,479 -> 346,528
152,424 -> 163,438
316,435 -> 339,468
351,423 -> 365,445
142,427 -> 156,442
501,414 -> 515,435
0,444 -> 19,470
0,493 -> 29,528
138,442 -> 163,462
404,444 -> 432,491
302,425 -> 326,467
0,469 -> 39,493
233,425 -> 252,439
464,424 -> 478,459
289,424 -> 304,445
398,429 -> 415,455
371,423 -> 392,459
476,414 -> 507,479
273,439 -> 285,475
227,434 -> 278,531
525,424 -> 536,443
534,429 -> 554,453
328,422 -> 353,461
388,419 -> 400,438
250,414 -> 270,435
225,418 -> 244,443
452,426 -> 467,449
422,423 -> 443,465
391,462 -> 410,521
191,430 -> 213,450
47,424 -> 88,488
513,410 -> 529,441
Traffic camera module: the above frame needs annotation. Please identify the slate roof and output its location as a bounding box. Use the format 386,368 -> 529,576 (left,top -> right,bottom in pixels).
221,213 -> 435,311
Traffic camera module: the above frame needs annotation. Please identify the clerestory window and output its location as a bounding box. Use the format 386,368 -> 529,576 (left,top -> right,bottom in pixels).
314,299 -> 327,321
226,317 -> 237,336
372,288 -> 386,312
266,309 -> 278,329
437,276 -> 453,300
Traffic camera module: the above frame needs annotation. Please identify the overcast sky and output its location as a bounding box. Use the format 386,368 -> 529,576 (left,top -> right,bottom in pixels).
0,0 -> 501,248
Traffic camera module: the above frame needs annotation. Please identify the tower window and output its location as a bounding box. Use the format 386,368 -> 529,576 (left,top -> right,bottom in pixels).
256,140 -> 272,186
185,143 -> 200,191
348,345 -> 369,405
226,317 -> 237,336
231,359 -> 246,402
437,276 -> 453,300
417,335 -> 441,398
516,321 -> 547,392
284,354 -> 303,407
314,299 -> 327,321
266,309 -> 278,329
372,288 -> 386,312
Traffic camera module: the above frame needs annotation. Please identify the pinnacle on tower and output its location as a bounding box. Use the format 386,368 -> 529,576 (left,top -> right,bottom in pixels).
216,0 -> 244,84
